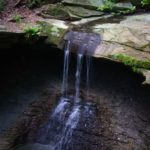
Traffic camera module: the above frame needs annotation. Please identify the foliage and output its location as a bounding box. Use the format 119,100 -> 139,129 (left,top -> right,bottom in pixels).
97,0 -> 136,14
141,0 -> 150,6
111,54 -> 150,71
0,0 -> 5,11
49,5 -> 64,16
117,6 -> 136,14
24,26 -> 41,39
11,15 -> 22,23
28,0 -> 42,8
98,0 -> 114,11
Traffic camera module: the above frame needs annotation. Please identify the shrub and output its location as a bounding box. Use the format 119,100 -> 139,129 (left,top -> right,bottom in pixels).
141,0 -> 150,6
28,0 -> 42,8
97,0 -> 136,14
24,26 -> 41,39
98,0 -> 114,11
0,0 -> 5,11
112,54 -> 150,69
11,15 -> 22,23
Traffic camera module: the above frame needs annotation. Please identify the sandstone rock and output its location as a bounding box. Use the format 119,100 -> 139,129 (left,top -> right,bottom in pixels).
114,0 -> 141,7
39,4 -> 80,20
39,4 -> 104,20
90,13 -> 150,84
62,0 -> 104,9
37,19 -> 69,46
0,19 -> 69,48
0,25 -> 6,32
64,5 -> 104,18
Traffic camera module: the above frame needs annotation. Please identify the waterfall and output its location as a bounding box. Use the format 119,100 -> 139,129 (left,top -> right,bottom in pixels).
35,32 -> 100,150
86,55 -> 91,97
75,53 -> 83,101
55,106 -> 80,150
36,97 -> 70,144
52,97 -> 69,121
61,41 -> 70,96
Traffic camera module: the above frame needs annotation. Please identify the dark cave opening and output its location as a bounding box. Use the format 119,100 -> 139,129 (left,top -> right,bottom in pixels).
0,45 -> 149,150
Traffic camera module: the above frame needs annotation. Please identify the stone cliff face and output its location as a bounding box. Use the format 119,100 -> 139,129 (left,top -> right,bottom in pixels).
0,0 -> 150,84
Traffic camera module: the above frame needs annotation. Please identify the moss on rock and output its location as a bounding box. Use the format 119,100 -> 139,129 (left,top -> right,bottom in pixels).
111,54 -> 150,73
37,21 -> 68,46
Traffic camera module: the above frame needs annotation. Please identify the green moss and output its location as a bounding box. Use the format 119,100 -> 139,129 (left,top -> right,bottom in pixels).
97,0 -> 136,14
11,15 -> 22,23
37,21 -> 66,45
111,54 -> 150,71
27,0 -> 45,8
98,0 -> 114,11
141,0 -> 150,6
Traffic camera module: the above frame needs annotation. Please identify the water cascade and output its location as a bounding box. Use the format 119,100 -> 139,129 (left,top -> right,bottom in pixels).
61,41 -> 71,96
75,53 -> 83,101
35,31 -> 101,150
56,105 -> 81,150
86,55 -> 91,97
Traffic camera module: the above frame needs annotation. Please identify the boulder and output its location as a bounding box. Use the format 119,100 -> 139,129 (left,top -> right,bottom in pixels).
38,4 -> 80,20
118,0 -> 141,6
64,6 -> 104,18
0,19 -> 69,48
0,25 -> 6,32
39,4 -> 104,20
37,19 -> 69,46
92,14 -> 150,53
62,0 -> 104,9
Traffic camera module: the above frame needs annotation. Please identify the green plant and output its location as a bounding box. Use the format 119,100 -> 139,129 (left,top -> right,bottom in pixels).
141,0 -> 150,6
24,26 -> 41,39
0,0 -> 5,11
111,54 -> 150,71
97,0 -> 136,14
118,6 -> 136,14
11,15 -> 21,23
98,0 -> 115,11
28,0 -> 42,8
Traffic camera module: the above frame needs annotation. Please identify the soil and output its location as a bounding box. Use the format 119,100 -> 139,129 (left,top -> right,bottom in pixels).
0,0 -> 42,32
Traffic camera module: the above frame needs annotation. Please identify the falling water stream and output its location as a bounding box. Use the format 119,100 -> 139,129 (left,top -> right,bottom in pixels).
75,53 -> 83,101
61,41 -> 71,96
86,55 -> 91,97
34,32 -> 100,150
